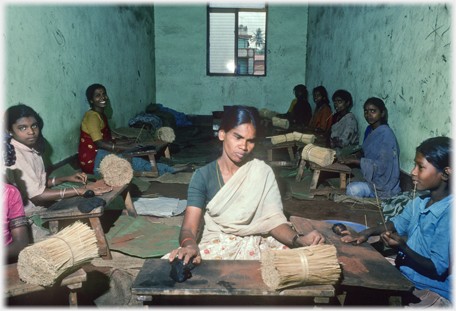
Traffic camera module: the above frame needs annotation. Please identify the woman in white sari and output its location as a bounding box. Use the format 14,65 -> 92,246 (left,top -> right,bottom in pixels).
168,106 -> 325,265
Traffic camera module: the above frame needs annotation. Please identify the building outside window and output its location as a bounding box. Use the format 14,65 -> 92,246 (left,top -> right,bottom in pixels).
207,3 -> 267,76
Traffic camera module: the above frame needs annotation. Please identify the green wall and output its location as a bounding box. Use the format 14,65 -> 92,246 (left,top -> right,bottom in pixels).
5,5 -> 155,166
154,4 -> 308,115
306,4 -> 452,173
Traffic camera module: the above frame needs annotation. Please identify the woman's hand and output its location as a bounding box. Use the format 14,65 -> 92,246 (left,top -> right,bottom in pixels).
169,244 -> 202,265
337,155 -> 355,165
340,231 -> 369,244
380,231 -> 406,251
66,173 -> 87,185
299,230 -> 326,246
90,187 -> 113,196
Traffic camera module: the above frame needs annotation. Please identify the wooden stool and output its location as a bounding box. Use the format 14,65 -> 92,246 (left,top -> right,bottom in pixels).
123,141 -> 170,178
296,160 -> 351,198
39,183 -> 137,260
262,141 -> 298,167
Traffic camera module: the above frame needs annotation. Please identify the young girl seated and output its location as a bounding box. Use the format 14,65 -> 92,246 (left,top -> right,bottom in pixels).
329,90 -> 359,155
307,86 -> 333,134
341,136 -> 452,306
5,104 -> 111,241
277,84 -> 312,128
3,134 -> 29,263
338,97 -> 401,199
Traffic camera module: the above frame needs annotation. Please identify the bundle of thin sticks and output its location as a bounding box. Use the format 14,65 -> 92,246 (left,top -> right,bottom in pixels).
261,244 -> 340,290
154,126 -> 176,143
98,154 -> 133,186
17,221 -> 98,286
270,133 -> 295,145
269,132 -> 316,145
272,117 -> 289,129
259,108 -> 278,119
302,144 -> 336,167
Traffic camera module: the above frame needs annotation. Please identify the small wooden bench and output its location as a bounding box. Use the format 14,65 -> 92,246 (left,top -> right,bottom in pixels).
296,160 -> 351,198
5,263 -> 87,307
122,141 -> 171,178
39,181 -> 137,260
262,140 -> 306,167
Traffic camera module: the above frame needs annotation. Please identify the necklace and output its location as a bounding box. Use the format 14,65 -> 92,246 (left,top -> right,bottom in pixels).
216,161 -> 222,189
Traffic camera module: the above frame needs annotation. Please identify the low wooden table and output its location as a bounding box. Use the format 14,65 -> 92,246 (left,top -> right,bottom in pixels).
39,181 -> 137,260
290,217 -> 415,305
5,263 -> 87,307
131,259 -> 335,305
123,140 -> 170,178
262,140 -> 306,168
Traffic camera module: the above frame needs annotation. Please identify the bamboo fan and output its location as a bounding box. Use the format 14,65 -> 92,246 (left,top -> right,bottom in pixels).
98,154 -> 133,187
292,132 -> 315,144
17,221 -> 99,286
272,117 -> 289,129
302,144 -> 336,167
261,244 -> 340,291
154,126 -> 176,143
271,133 -> 295,145
259,108 -> 278,119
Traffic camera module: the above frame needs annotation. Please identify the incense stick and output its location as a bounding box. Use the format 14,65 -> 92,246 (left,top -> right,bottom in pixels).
412,183 -> 417,216
135,124 -> 145,143
365,214 -> 368,229
373,184 -> 388,232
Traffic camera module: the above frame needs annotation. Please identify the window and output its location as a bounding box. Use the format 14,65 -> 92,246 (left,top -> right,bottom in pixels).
207,4 -> 267,76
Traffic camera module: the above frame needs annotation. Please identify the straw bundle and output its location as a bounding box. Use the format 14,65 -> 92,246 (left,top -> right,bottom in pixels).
154,126 -> 176,143
98,154 -> 133,186
271,133 -> 295,145
259,108 -> 278,119
17,221 -> 98,286
260,244 -> 340,291
272,117 -> 289,129
293,132 -> 315,144
301,144 -> 336,167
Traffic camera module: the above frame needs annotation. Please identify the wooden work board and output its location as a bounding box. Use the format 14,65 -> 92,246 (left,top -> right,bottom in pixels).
290,216 -> 414,292
132,259 -> 335,299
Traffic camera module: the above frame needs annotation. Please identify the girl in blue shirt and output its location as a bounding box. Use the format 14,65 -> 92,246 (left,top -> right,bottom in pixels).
341,136 -> 452,306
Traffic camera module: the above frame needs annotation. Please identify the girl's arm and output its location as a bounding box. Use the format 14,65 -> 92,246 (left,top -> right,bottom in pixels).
47,173 -> 88,188
31,186 -> 112,204
6,223 -> 29,263
341,221 -> 396,244
270,223 -> 325,247
168,206 -> 203,265
381,232 -> 441,278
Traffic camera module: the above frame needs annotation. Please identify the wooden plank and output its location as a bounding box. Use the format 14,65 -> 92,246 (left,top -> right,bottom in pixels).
123,191 -> 138,218
310,163 -> 351,173
131,259 -> 335,297
290,217 -> 414,292
89,217 -> 112,259
295,159 -> 306,182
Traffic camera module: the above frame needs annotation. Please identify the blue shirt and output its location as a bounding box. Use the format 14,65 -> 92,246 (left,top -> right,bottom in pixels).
391,194 -> 452,300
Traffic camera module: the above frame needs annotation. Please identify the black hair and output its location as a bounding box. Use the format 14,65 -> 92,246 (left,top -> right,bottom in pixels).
293,84 -> 308,100
312,86 -> 330,105
363,97 -> 387,125
3,133 -> 16,167
332,89 -> 353,109
5,104 -> 45,153
416,136 -> 451,173
219,105 -> 262,138
86,83 -> 106,106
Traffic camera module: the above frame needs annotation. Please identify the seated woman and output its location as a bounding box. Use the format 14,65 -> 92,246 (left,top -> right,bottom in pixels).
341,137 -> 452,307
337,97 -> 401,199
277,84 -> 312,129
3,134 -> 28,263
167,106 -> 325,265
329,90 -> 359,155
79,84 -> 190,176
306,86 -> 333,134
5,104 -> 111,242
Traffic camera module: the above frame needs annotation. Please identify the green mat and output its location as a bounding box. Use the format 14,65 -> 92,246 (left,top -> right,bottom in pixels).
106,215 -> 181,258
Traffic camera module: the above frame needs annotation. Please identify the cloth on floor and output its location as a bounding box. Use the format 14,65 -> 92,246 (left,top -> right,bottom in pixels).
382,190 -> 430,222
404,289 -> 452,308
156,103 -> 192,127
133,197 -> 187,217
149,172 -> 193,184
91,250 -> 145,269
129,111 -> 163,129
93,268 -> 143,307
106,215 -> 180,258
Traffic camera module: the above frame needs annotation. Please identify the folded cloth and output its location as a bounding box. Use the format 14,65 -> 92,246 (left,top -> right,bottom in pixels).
78,197 -> 106,213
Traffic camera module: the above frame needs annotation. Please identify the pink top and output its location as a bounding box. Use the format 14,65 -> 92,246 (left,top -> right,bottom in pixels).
5,139 -> 47,211
3,184 -> 26,245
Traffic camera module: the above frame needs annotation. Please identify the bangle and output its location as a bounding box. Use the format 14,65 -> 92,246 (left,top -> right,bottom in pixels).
72,187 -> 80,196
52,177 -> 56,187
292,234 -> 300,247
181,237 -> 196,248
